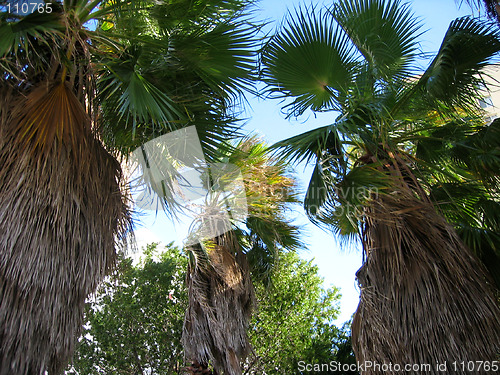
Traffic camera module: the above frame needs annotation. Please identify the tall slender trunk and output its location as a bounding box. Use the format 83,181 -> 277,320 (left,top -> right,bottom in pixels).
182,233 -> 254,375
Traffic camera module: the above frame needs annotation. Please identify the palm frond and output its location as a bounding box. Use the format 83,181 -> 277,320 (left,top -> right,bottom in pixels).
243,215 -> 302,286
419,16 -> 500,112
0,6 -> 63,56
98,65 -> 184,137
8,82 -> 89,157
304,161 -> 336,219
270,123 -> 344,165
332,0 -> 422,82
172,20 -> 258,102
458,0 -> 500,21
261,5 -> 356,116
310,165 -> 390,237
455,226 -> 500,289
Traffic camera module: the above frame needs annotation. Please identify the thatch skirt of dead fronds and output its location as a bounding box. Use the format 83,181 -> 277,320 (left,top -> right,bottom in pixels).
352,191 -> 500,375
182,232 -> 255,375
0,83 -> 130,374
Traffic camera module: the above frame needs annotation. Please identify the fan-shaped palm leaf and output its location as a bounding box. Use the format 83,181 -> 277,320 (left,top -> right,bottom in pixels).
261,6 -> 357,116
418,16 -> 500,112
332,0 -> 422,82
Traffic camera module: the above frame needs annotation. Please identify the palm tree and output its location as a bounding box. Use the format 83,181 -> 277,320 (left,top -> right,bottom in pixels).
181,138 -> 302,375
0,0 -> 257,373
261,0 -> 500,372
461,0 -> 500,22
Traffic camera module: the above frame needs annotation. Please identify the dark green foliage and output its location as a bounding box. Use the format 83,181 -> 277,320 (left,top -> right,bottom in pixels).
245,251 -> 353,375
67,243 -> 188,375
68,245 -> 356,375
331,323 -> 358,375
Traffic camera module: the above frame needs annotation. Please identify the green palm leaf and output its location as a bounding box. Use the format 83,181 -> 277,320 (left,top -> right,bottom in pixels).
173,20 -> 257,101
0,8 -> 63,55
261,6 -> 357,116
419,16 -> 500,111
332,0 -> 422,81
271,123 -> 344,165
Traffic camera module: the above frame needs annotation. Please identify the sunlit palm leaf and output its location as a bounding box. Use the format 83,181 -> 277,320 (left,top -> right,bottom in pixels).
261,6 -> 356,116
332,0 -> 421,82
99,70 -> 183,134
419,16 -> 500,111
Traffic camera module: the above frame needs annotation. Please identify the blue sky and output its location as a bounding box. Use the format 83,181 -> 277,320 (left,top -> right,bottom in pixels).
135,0 -> 474,324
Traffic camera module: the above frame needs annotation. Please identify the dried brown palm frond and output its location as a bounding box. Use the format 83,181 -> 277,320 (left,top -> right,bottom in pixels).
182,231 -> 254,375
0,82 -> 130,374
352,190 -> 500,374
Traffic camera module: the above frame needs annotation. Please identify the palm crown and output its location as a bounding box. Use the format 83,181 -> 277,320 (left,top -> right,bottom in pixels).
262,0 -> 500,242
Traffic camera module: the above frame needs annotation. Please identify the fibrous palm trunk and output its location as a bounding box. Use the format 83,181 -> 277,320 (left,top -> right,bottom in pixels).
0,83 -> 129,374
352,187 -> 500,374
182,232 -> 254,375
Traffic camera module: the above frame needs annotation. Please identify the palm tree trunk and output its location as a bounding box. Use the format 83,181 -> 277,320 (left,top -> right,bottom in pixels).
0,85 -> 130,374
182,233 -> 254,375
352,189 -> 500,374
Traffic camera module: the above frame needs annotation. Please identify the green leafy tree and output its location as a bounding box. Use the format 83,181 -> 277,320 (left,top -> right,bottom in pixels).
0,0 -> 257,373
68,244 -> 356,375
245,251 -> 345,375
261,0 -> 500,372
67,243 -> 187,375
